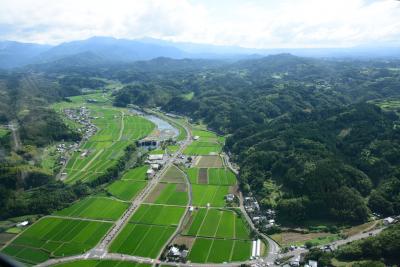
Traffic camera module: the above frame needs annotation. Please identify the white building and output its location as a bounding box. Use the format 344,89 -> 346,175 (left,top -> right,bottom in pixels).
383,217 -> 395,225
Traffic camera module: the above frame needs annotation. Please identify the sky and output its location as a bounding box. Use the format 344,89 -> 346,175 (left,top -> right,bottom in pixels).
0,0 -> 399,48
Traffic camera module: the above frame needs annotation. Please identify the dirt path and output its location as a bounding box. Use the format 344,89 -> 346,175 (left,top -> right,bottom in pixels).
117,111 -> 125,141
8,121 -> 21,150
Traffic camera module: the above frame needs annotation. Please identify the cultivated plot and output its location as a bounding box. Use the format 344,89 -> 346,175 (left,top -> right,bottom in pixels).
107,180 -> 147,201
146,183 -> 188,206
188,238 -> 252,263
54,197 -> 129,221
121,166 -> 148,180
191,185 -> 229,207
129,204 -> 185,226
183,141 -> 222,156
109,223 -> 176,258
185,208 -> 250,239
195,155 -> 223,168
160,165 -> 185,183
208,168 -> 236,185
1,217 -> 112,265
55,260 -> 151,267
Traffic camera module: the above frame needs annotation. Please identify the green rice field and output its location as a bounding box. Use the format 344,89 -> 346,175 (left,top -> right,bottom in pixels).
120,166 -> 148,180
148,183 -> 189,206
161,165 -> 185,183
55,260 -> 151,267
185,208 -> 250,239
1,217 -> 112,265
188,238 -> 252,263
109,223 -> 176,258
183,141 -> 222,155
129,204 -> 185,226
191,185 -> 230,207
107,180 -> 147,201
54,197 -> 129,221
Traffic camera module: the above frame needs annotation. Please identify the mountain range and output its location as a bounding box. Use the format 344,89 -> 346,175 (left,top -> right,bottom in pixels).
1,36 -> 400,69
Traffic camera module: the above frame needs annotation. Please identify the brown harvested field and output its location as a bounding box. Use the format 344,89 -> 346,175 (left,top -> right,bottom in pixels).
198,168 -> 208,184
161,165 -> 185,183
176,183 -> 187,192
145,183 -> 166,202
229,185 -> 238,194
271,231 -> 331,245
195,155 -> 223,168
172,235 -> 196,249
0,233 -> 15,247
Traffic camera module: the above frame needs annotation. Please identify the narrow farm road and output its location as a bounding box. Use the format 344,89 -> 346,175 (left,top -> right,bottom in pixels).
8,121 -> 21,150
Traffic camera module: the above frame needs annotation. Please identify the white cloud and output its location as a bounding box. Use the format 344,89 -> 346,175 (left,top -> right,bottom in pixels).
0,0 -> 399,48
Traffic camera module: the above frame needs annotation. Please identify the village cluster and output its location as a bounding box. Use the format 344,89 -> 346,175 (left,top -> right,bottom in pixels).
244,196 -> 276,230
64,106 -> 97,141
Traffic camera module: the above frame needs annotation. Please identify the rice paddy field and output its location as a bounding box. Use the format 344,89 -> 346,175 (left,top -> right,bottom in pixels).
183,141 -> 222,155
195,155 -> 224,168
188,238 -> 252,263
109,223 -> 176,258
55,260 -> 151,267
146,183 -> 189,206
184,208 -> 250,239
54,197 -> 129,221
120,166 -> 148,180
1,217 -> 112,265
129,204 -> 185,226
107,180 -> 147,201
191,184 -> 230,207
160,165 -> 185,183
187,167 -> 236,185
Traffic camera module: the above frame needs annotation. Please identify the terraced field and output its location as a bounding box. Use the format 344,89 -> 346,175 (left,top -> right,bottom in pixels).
2,217 -> 112,265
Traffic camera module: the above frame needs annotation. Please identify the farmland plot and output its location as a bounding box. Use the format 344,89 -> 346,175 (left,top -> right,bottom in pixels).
55,260 -> 151,267
109,223 -> 176,258
208,168 -> 236,185
183,141 -> 222,155
54,197 -> 129,221
191,185 -> 229,207
195,155 -> 223,168
107,180 -> 147,201
1,217 -> 112,265
121,166 -> 148,180
161,165 -> 185,183
146,183 -> 188,206
129,204 -> 185,226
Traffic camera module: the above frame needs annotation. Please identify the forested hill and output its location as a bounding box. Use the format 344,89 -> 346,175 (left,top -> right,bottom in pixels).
112,54 -> 400,224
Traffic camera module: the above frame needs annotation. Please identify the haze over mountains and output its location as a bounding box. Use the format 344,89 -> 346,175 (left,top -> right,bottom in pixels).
1,36 -> 400,69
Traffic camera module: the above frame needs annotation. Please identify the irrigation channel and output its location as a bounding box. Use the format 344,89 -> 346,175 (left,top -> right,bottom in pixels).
34,110 -> 279,267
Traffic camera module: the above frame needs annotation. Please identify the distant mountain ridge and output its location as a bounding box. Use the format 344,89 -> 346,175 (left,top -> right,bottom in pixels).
0,36 -> 400,69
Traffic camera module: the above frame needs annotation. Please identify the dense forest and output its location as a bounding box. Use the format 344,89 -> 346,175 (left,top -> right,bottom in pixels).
110,55 -> 400,224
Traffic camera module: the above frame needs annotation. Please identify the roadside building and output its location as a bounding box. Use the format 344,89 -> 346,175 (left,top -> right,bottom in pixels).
383,217 -> 395,225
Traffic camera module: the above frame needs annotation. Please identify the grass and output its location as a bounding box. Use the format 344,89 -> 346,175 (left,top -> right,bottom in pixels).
148,149 -> 165,155
129,204 -> 185,226
54,197 -> 129,221
107,180 -> 147,201
208,168 -> 236,185
121,166 -> 148,180
1,217 -> 112,265
55,260 -> 151,267
109,223 -> 176,258
191,185 -> 229,207
185,208 -> 250,239
271,231 -> 340,247
167,145 -> 179,154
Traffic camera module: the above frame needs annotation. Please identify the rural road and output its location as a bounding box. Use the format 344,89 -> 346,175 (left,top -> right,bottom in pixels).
7,121 -> 21,150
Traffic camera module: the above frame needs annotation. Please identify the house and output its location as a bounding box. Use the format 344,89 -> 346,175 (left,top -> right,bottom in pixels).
309,260 -> 318,267
16,221 -> 29,227
151,163 -> 160,170
146,169 -> 155,177
290,255 -> 300,266
383,217 -> 395,225
148,154 -> 164,161
169,246 -> 181,257
189,206 -> 194,212
193,136 -> 200,141
225,193 -> 235,202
